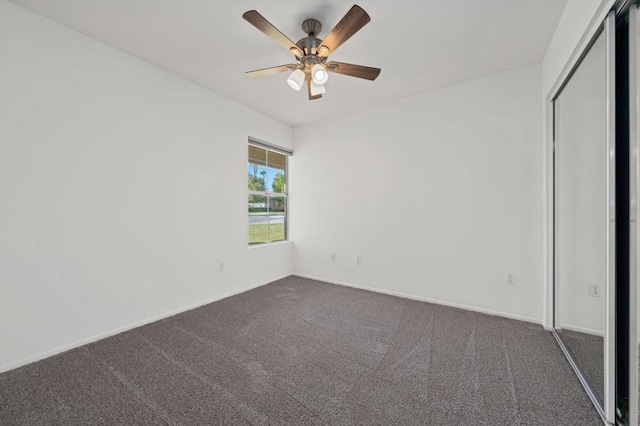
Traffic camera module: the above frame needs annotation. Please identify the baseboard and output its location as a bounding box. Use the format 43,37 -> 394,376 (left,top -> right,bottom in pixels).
294,273 -> 543,326
556,323 -> 604,337
0,274 -> 290,373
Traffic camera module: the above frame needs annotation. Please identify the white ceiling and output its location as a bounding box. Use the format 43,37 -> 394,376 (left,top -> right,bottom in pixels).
9,0 -> 567,127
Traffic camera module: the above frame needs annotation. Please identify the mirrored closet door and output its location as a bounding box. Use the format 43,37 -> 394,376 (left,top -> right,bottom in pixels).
553,2 -> 640,423
553,26 -> 608,408
553,12 -> 614,423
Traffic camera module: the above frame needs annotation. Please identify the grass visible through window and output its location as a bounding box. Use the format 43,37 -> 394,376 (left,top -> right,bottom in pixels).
249,224 -> 285,245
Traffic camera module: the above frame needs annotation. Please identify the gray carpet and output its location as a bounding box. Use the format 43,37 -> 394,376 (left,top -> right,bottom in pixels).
1,276 -> 601,425
555,329 -> 604,405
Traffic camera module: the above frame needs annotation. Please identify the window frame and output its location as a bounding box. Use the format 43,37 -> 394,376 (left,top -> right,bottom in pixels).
247,139 -> 290,246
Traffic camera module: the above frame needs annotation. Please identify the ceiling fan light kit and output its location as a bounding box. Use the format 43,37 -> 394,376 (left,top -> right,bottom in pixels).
287,69 -> 305,91
311,64 -> 328,85
310,80 -> 326,96
243,4 -> 381,100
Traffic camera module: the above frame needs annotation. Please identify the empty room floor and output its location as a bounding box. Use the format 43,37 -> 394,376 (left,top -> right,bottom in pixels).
0,276 -> 600,425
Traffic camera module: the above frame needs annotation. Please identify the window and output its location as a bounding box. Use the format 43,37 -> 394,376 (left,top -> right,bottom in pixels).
248,141 -> 289,245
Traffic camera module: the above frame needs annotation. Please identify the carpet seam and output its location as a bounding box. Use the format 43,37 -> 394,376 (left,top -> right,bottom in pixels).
166,323 -> 328,424
134,330 -> 267,426
86,346 -> 176,426
501,321 -> 523,425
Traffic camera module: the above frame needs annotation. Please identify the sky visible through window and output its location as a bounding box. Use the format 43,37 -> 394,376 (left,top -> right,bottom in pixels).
248,163 -> 283,192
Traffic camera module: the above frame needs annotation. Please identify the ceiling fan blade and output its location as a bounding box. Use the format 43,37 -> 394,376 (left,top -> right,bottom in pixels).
243,10 -> 303,57
246,64 -> 297,78
317,5 -> 370,58
307,76 -> 322,100
326,61 -> 381,81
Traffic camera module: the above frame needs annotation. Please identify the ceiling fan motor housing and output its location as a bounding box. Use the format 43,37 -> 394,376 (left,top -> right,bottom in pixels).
297,19 -> 323,56
296,37 -> 322,56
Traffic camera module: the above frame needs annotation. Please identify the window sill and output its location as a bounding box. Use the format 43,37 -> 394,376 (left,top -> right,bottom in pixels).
248,240 -> 292,249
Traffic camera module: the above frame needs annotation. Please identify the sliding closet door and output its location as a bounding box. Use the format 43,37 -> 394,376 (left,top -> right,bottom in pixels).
553,4 -> 640,424
553,12 -> 616,422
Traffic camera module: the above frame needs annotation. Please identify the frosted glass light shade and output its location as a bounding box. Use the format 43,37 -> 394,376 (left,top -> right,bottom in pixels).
311,64 -> 328,85
287,69 -> 305,91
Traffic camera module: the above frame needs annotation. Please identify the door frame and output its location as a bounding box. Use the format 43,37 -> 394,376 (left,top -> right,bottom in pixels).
627,3 -> 638,425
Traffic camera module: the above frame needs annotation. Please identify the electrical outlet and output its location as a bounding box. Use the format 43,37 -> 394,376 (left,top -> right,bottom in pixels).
588,283 -> 602,297
219,262 -> 224,272
331,252 -> 336,262
506,273 -> 516,286
356,255 -> 362,266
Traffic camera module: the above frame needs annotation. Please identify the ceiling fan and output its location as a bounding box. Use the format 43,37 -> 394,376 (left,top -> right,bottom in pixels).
243,4 -> 381,100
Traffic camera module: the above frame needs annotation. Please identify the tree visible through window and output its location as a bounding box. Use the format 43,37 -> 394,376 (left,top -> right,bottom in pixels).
248,143 -> 288,245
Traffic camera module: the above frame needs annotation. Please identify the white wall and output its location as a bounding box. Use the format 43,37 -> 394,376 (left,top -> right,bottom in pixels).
291,64 -> 543,323
0,1 -> 293,372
